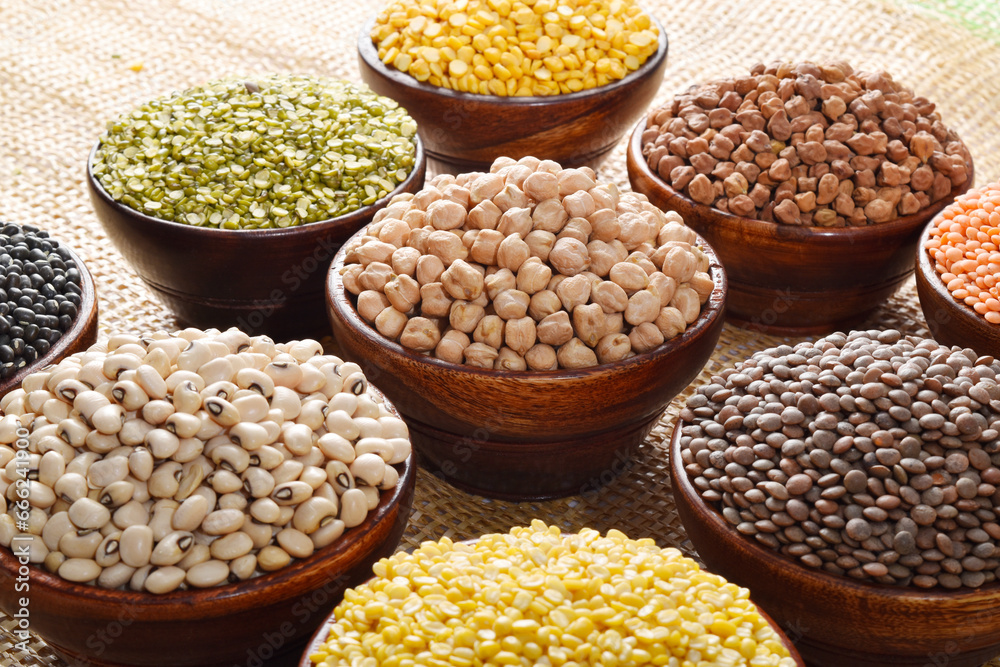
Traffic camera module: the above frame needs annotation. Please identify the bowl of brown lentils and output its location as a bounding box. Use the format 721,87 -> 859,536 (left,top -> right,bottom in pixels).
87,74 -> 425,338
627,60 -> 974,335
327,155 -> 727,500
670,329 -> 1000,667
0,328 -> 415,667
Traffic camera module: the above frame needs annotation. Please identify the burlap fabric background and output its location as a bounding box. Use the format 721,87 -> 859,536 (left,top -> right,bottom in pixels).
2,0 -> 999,664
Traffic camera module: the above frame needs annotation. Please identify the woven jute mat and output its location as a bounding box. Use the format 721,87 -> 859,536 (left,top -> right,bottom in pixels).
2,0 -> 1000,664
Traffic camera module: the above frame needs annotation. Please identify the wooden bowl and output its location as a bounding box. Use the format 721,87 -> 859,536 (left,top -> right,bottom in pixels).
297,536 -> 807,667
86,140 -> 425,339
627,118 -> 974,335
357,15 -> 668,172
0,453 -> 415,667
326,232 -> 727,501
916,218 -> 1000,357
669,424 -> 1000,667
0,240 -> 98,400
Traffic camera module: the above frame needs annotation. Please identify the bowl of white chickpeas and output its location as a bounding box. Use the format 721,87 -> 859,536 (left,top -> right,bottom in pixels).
327,156 -> 727,500
0,327 -> 415,667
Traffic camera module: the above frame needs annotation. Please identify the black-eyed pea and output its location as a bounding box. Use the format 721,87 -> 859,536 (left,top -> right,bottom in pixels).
98,562 -> 136,589
339,488 -> 369,528
73,390 -> 110,424
249,497 -> 282,524
297,465 -> 326,491
418,282 -> 452,318
43,550 -> 65,574
325,409 -> 360,440
572,303 -> 605,347
66,451 -> 100,478
310,518 -> 346,550
144,428 -> 180,460
359,485 -> 380,510
165,370 -> 205,395
278,423 -> 313,458
41,511 -> 73,551
37,450 -> 64,489
504,317 -> 537,357
325,460 -> 355,496
596,334 -> 632,364
98,480 -> 134,509
671,284 -> 702,323
515,257 -> 552,294
87,456 -> 130,489
110,381 -> 148,412
144,566 -> 186,594
150,530 -> 195,566
207,468 -> 243,495
271,481 -> 313,507
112,500 -> 149,531
186,559 -> 232,588
556,338 -> 599,369
271,460 -> 305,486
399,317 -> 442,352
629,322 -> 665,354
127,564 -> 153,591
293,496 -> 340,535
609,262 -> 649,292
197,356 -> 235,386
463,342 -> 500,369
688,272 -> 715,303
84,431 -> 120,455
426,230 -> 469,265
209,531 -> 254,562
496,233 -> 530,272
271,386 -> 302,421
208,443 -> 250,475
56,417 -> 89,449
228,553 -> 257,581
58,557 -> 101,584
625,289 -> 661,326
296,400 -> 328,432
140,399 -> 175,427
119,524 -> 155,567
434,329 -> 470,364
277,527 -> 315,559
172,494 -> 210,532
536,311 -> 574,347
200,508 -> 245,536
257,545 -> 292,572
295,364 -> 326,395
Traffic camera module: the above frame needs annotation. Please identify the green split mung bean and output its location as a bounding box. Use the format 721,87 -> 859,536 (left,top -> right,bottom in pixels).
92,75 -> 417,229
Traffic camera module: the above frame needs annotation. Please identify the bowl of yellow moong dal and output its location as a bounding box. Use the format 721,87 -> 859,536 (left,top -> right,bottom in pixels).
87,74 -> 425,338
300,522 -> 806,667
358,0 -> 668,171
327,155 -> 726,500
0,327 -> 415,667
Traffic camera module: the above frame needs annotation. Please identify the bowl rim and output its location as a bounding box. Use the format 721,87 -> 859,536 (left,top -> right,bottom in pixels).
298,532 -> 806,667
0,435 -> 415,610
668,419 -> 1000,600
627,115 -> 975,241
916,212 -> 995,334
327,226 -> 728,381
0,234 -> 98,398
86,134 -> 426,239
357,13 -> 669,107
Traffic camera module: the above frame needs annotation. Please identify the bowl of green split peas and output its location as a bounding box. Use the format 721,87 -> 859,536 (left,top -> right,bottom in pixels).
87,74 -> 426,337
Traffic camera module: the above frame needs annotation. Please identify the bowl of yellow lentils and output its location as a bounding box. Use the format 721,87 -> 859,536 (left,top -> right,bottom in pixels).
358,0 -> 668,171
300,521 -> 805,667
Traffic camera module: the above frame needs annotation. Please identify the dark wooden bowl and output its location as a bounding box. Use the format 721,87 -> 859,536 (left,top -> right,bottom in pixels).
297,536 -> 807,667
0,240 -> 98,400
357,15 -> 667,172
326,232 -> 727,501
627,118 -> 975,335
86,139 -> 425,339
669,424 -> 1000,667
916,218 -> 1000,357
0,453 -> 415,667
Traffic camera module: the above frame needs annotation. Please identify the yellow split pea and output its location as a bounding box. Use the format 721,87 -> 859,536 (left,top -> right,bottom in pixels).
309,521 -> 797,667
371,0 -> 659,96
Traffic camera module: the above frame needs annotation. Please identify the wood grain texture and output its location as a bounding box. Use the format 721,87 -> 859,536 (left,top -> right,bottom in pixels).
356,16 -> 668,173
86,140 -> 425,339
0,242 -> 99,400
669,425 -> 1000,667
916,218 -> 1000,357
326,233 -> 727,500
627,118 -> 975,335
297,538 -> 806,667
0,454 -> 415,667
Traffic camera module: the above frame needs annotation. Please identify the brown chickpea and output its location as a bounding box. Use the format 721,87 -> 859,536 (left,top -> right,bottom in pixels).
556,338 -> 598,369
399,318 -> 441,352
493,289 -> 531,320
473,315 -> 505,350
524,344 -> 558,370
536,311 -> 574,346
504,317 -> 537,356
629,322 -> 665,353
527,290 -> 562,322
418,283 -> 453,318
596,333 -> 632,364
435,330 -> 470,364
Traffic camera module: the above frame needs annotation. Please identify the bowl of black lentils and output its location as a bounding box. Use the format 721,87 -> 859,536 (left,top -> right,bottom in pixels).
0,222 -> 97,397
87,74 -> 425,338
669,329 -> 1000,667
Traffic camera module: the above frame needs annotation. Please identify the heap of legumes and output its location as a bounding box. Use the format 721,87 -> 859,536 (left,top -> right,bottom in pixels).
370,0 -> 659,96
91,75 -> 417,229
0,222 -> 85,380
641,60 -> 972,226
338,156 -> 714,370
0,328 -> 411,592
679,330 -> 1000,588
309,521 -> 797,667
925,178 -> 1000,324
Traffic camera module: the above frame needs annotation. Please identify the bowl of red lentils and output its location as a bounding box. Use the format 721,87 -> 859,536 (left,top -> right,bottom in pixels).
627,59 -> 974,335
326,156 -> 727,500
299,522 -> 806,667
917,179 -> 1000,358
358,0 -> 668,171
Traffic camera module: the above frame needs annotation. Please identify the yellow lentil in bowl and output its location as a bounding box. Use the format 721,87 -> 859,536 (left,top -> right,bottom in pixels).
307,521 -> 798,666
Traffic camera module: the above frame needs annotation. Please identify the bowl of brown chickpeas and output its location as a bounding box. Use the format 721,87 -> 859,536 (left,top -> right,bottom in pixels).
326,156 -> 727,500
